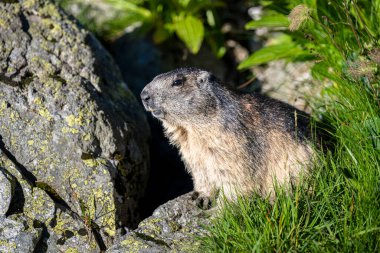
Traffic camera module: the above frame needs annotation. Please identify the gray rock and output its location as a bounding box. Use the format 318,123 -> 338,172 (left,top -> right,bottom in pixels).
0,215 -> 42,253
1,153 -> 100,252
0,168 -> 15,215
253,60 -> 320,113
0,0 -> 149,251
107,192 -> 211,253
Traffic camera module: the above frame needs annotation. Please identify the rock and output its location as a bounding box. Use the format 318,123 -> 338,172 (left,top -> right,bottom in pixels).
253,60 -> 320,113
107,192 -> 211,253
0,0 -> 149,251
1,152 -> 101,252
45,207 -> 101,253
0,215 -> 42,253
0,168 -> 15,215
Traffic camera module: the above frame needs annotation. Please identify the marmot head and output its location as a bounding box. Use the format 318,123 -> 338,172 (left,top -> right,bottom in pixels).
141,68 -> 220,125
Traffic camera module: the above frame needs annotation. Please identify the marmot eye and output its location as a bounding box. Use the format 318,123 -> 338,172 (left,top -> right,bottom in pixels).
172,79 -> 184,87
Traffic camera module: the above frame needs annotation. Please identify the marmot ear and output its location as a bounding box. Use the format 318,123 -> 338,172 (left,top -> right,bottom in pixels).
197,71 -> 210,88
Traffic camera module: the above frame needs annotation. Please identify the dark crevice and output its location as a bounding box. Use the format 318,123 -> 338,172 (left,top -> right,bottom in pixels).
77,228 -> 88,236
35,182 -> 68,207
134,232 -> 170,248
91,226 -> 107,251
56,230 -> 74,245
19,11 -> 32,40
0,71 -> 34,89
17,71 -> 34,88
5,177 -> 25,216
0,73 -> 21,87
33,221 -> 49,253
1,0 -> 18,3
0,135 -> 37,186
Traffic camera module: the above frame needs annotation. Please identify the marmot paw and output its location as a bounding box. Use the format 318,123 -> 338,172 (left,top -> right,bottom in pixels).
191,191 -> 213,210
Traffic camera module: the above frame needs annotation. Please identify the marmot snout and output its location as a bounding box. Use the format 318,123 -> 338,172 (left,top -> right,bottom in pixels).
141,67 -> 315,208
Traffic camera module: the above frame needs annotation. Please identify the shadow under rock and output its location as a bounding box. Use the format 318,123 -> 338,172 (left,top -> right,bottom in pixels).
138,115 -> 193,219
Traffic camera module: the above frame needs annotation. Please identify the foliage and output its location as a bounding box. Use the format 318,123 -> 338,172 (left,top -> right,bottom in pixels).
239,0 -> 380,75
57,0 -> 225,55
201,0 -> 380,252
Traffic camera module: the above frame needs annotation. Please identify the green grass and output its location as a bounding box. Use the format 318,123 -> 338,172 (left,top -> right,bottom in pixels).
200,0 -> 380,252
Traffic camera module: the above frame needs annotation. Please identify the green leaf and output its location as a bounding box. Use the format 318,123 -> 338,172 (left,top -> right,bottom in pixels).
105,0 -> 152,19
178,0 -> 191,8
174,15 -> 205,54
153,26 -> 171,44
245,14 -> 289,29
206,10 -> 216,27
238,43 -> 306,70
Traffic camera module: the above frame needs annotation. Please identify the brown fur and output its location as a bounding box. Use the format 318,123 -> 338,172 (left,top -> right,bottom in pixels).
141,68 -> 315,204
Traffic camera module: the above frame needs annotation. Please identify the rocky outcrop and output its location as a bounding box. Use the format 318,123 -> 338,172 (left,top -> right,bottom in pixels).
253,60 -> 320,113
0,215 -> 42,253
0,0 -> 149,251
107,192 -> 210,253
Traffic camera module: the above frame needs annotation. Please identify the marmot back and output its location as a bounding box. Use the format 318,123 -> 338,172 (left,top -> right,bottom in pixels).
141,67 -> 315,208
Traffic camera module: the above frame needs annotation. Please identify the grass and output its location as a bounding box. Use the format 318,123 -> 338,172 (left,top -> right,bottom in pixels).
199,0 -> 380,252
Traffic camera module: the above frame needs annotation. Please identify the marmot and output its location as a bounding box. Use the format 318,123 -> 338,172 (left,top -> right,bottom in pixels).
141,67 -> 315,208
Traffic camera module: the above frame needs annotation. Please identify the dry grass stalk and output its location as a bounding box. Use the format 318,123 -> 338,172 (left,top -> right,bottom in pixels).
288,4 -> 311,31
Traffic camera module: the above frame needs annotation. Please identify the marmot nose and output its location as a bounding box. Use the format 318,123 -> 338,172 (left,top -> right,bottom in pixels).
140,90 -> 151,102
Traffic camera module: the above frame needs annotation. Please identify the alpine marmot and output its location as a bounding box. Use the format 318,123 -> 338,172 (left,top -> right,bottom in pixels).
141,67 -> 315,208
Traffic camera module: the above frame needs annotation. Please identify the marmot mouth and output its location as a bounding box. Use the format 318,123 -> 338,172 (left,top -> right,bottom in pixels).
151,109 -> 164,119
142,104 -> 164,119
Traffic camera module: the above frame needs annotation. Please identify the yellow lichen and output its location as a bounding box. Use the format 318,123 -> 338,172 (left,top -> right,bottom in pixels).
65,115 -> 77,127
64,248 -> 80,253
104,227 -> 116,237
10,111 -> 19,121
120,236 -> 149,252
34,97 -> 43,105
0,239 -> 16,249
65,114 -> 85,127
83,133 -> 91,141
82,187 -> 116,236
28,140 -> 34,145
7,66 -> 14,73
82,158 -> 107,168
0,18 -> 6,27
62,127 -> 79,134
40,140 -> 49,153
38,107 -> 53,121
82,159 -> 98,168
1,101 -> 7,110
40,3 -> 61,19
22,0 -> 37,9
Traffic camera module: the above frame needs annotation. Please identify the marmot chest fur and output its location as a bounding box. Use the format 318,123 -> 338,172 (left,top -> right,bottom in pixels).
141,67 -> 314,204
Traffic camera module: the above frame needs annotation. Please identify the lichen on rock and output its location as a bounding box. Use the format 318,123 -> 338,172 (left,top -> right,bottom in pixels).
0,0 -> 149,251
0,215 -> 42,253
107,193 -> 211,253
